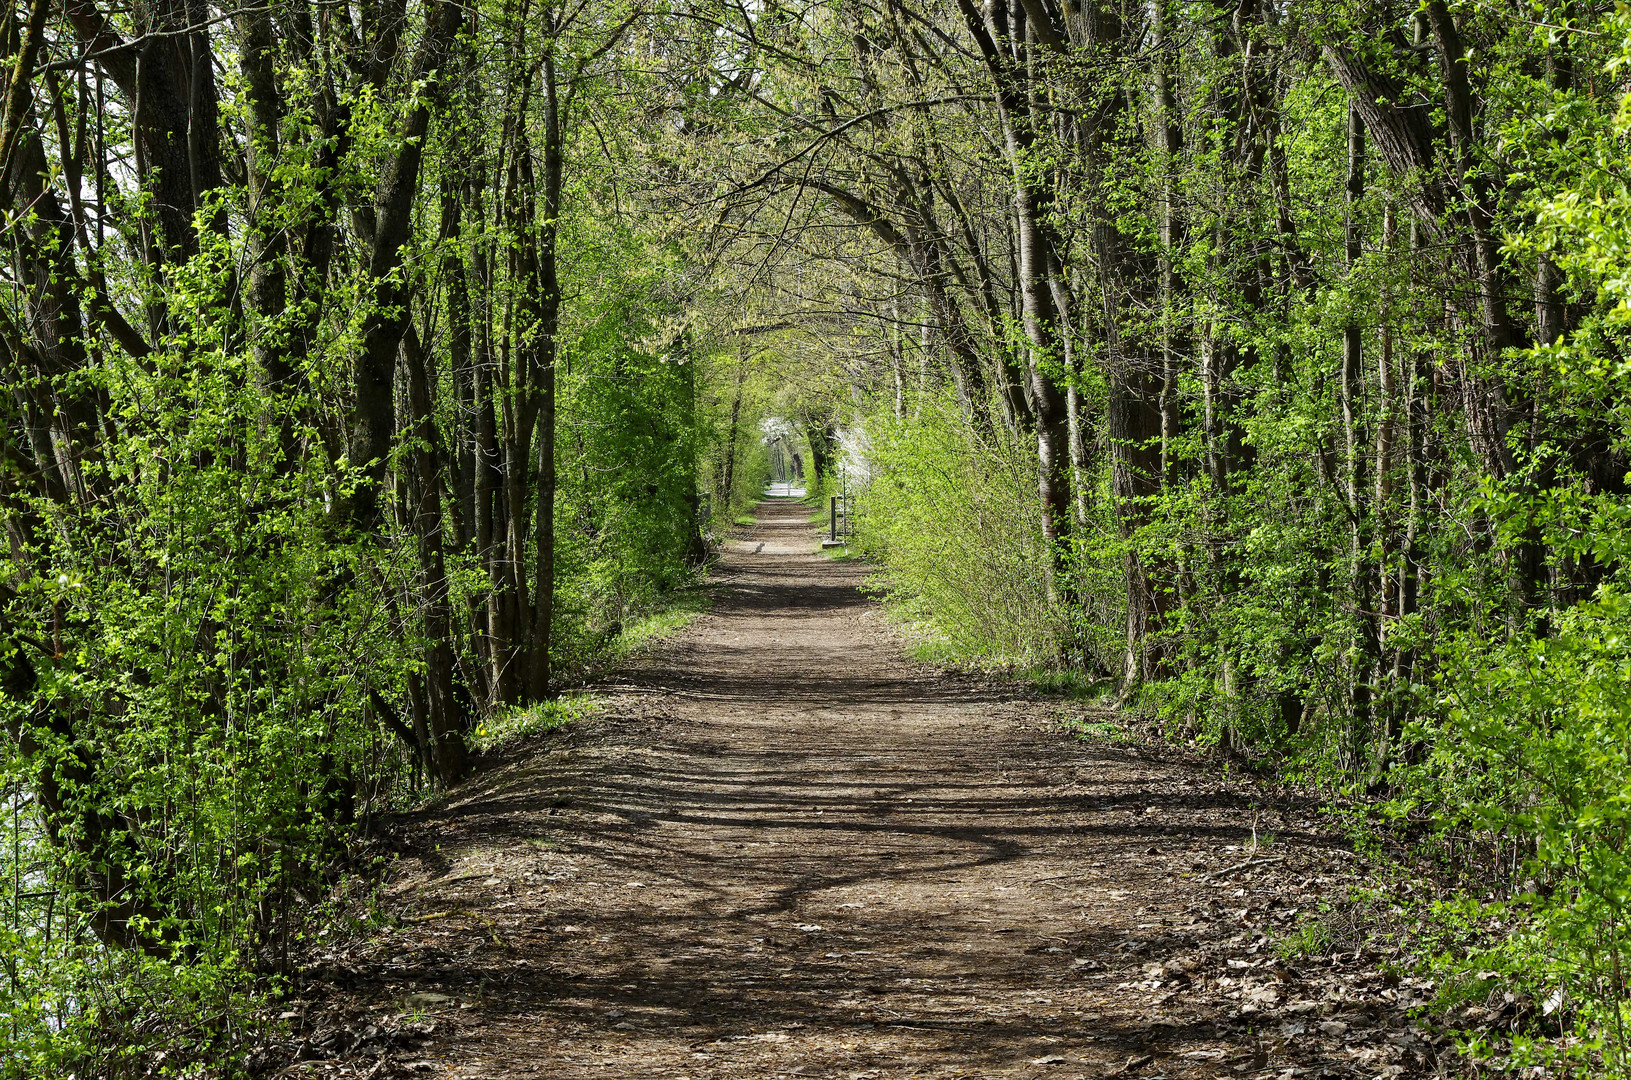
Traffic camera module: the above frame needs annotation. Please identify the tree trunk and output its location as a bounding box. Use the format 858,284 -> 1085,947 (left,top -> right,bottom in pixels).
1341,104 -> 1378,767
401,324 -> 470,784
805,421 -> 837,486
345,0 -> 465,533
525,51 -> 564,706
956,0 -> 1074,593
721,352 -> 749,503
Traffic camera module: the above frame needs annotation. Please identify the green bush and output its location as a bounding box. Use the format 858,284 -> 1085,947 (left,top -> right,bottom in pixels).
854,394 -> 1063,663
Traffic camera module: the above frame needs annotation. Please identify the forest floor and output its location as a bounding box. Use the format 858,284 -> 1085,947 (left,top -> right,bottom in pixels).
277,497 -> 1458,1080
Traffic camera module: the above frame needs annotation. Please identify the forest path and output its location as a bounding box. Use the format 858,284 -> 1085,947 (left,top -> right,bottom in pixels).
350,498 -> 1436,1079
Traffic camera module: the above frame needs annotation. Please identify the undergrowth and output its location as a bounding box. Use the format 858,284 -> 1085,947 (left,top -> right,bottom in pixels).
610,584 -> 712,659
1059,715 -> 1130,742
472,694 -> 602,753
853,396 -> 1064,664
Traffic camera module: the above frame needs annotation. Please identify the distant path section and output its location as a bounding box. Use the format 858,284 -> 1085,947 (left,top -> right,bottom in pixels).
355,496 -> 1438,1079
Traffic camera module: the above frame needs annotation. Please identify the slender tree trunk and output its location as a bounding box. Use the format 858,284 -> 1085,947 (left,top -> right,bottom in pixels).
721,351 -> 748,503
1066,377 -> 1087,528
889,298 -> 906,420
1341,104 -> 1378,769
443,175 -> 477,551
1374,200 -> 1402,744
518,51 -> 565,703
953,0 -> 1073,597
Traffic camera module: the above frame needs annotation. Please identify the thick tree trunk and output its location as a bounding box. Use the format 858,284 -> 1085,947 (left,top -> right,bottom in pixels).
345,0 -> 465,533
805,421 -> 837,486
236,1 -> 301,465
401,324 -> 470,784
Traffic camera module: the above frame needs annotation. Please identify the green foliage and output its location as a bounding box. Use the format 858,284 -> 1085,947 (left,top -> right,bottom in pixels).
9,0 -> 1631,1073
552,305 -> 707,656
1059,715 -> 1129,741
1,230 -> 403,1072
1027,670 -> 1114,702
726,443 -> 774,515
0,0 -> 719,1067
807,3 -> 1631,1070
1276,918 -> 1337,961
854,394 -> 1063,663
602,586 -> 714,664
1375,14 -> 1631,1073
801,463 -> 841,509
472,695 -> 600,753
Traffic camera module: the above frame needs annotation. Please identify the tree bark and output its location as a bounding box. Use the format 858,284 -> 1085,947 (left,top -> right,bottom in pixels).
526,51 -> 565,705
1341,104 -> 1378,765
346,0 -> 467,534
401,324 -> 470,784
955,0 -> 1074,592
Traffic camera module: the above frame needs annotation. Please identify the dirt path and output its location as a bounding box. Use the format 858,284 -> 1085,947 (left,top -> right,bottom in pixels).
322,499 -> 1444,1079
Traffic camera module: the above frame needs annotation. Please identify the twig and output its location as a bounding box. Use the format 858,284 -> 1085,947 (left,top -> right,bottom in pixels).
403,910 -> 454,923
419,869 -> 496,888
1203,856 -> 1286,879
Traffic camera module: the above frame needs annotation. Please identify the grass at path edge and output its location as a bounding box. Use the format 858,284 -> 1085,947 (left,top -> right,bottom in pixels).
473,582 -> 714,755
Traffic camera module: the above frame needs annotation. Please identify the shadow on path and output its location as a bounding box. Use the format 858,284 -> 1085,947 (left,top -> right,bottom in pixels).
345,496 -> 1403,1080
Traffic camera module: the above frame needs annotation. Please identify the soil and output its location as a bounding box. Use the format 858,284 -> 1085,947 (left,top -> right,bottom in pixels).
277,498 -> 1455,1079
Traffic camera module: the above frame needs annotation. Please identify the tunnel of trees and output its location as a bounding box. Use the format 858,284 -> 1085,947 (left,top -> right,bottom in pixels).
3,0 -> 1631,1072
